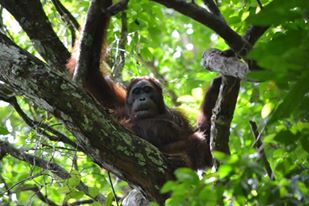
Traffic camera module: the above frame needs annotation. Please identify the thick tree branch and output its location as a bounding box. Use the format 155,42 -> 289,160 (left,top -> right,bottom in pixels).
106,0 -> 129,15
0,0 -> 70,71
203,0 -> 224,21
0,32 -> 174,204
0,140 -> 106,204
151,0 -> 251,56
73,0 -> 112,85
210,77 -> 240,164
202,49 -> 249,79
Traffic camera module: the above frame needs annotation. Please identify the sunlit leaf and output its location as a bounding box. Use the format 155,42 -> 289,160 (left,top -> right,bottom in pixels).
174,168 -> 199,184
0,125 -> 9,135
261,103 -> 274,119
105,192 -> 114,206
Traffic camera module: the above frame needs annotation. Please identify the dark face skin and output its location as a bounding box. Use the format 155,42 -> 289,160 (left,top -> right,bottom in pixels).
126,80 -> 161,119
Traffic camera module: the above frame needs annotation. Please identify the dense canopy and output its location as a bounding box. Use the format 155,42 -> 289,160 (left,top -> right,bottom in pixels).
0,0 -> 308,205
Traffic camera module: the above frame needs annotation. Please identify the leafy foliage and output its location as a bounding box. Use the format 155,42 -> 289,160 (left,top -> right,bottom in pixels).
0,0 -> 308,205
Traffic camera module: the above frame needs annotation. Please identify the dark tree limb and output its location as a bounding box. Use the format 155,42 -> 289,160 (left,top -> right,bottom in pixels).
0,140 -> 106,204
151,0 -> 251,56
249,121 -> 275,180
210,76 -> 240,158
73,0 -> 112,85
0,32 -> 174,204
51,0 -> 80,46
203,0 -> 224,21
0,0 -> 70,71
51,0 -> 80,30
202,49 -> 249,79
106,0 -> 129,15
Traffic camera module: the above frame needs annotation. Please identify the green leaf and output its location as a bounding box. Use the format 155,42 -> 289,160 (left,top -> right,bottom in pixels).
92,202 -> 101,206
88,186 -> 99,198
140,47 -> 153,61
274,130 -> 299,145
161,181 -> 177,194
300,134 -> 309,153
67,171 -> 81,188
0,125 -> 9,135
174,168 -> 199,184
212,151 -> 229,161
64,190 -> 84,202
247,0 -> 309,25
105,192 -> 114,206
269,71 -> 309,124
261,103 -> 274,119
218,165 -> 233,178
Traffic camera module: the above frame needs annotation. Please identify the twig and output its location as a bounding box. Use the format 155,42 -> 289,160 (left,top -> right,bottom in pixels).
1,171 -> 45,196
249,121 -> 275,180
0,95 -> 82,151
51,0 -> 79,30
0,140 -> 106,204
107,172 -> 119,206
17,185 -> 58,206
112,10 -> 128,81
256,0 -> 263,9
51,0 -> 80,46
65,199 -> 94,206
0,175 -> 12,202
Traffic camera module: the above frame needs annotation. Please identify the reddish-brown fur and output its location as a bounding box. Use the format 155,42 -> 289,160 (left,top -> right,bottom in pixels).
66,19 -> 220,170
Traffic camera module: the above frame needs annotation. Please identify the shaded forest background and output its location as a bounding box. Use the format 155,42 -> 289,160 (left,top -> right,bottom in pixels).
0,0 -> 308,205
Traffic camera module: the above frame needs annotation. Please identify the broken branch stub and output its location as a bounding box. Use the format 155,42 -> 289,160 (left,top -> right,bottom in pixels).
202,49 -> 249,79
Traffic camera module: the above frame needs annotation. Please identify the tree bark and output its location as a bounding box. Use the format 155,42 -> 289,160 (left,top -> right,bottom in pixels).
0,33 -> 173,204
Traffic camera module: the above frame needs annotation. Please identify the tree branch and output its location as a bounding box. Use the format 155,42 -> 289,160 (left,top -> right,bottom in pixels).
112,10 -> 128,82
210,76 -> 240,166
17,185 -> 58,206
0,0 -> 70,70
0,32 -> 174,204
51,0 -> 80,46
249,121 -> 275,180
203,0 -> 224,21
0,95 -> 82,151
73,0 -> 112,85
202,48 -> 249,79
151,0 -> 251,56
106,0 -> 129,15
0,140 -> 106,204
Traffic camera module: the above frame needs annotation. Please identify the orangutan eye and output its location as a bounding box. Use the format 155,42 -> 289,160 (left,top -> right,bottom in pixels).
143,86 -> 152,93
132,88 -> 141,95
